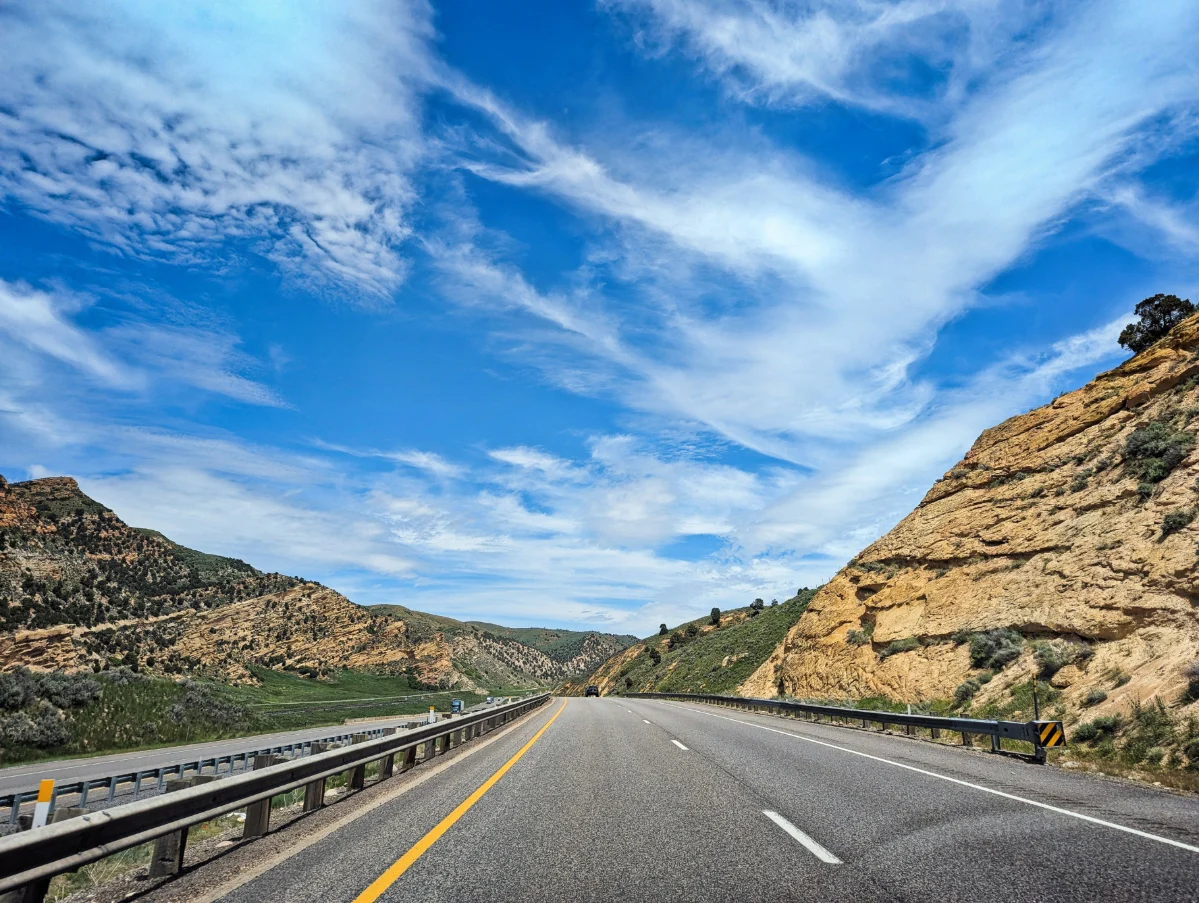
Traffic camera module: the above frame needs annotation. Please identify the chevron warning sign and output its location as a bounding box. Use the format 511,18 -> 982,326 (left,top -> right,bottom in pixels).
1035,721 -> 1065,748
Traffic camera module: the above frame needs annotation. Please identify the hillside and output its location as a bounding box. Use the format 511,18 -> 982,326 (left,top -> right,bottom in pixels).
740,313 -> 1199,769
0,475 -> 629,691
564,592 -> 816,696
466,622 -> 638,672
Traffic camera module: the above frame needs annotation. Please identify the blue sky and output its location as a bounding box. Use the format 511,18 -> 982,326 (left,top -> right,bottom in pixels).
2,1 -> 1198,635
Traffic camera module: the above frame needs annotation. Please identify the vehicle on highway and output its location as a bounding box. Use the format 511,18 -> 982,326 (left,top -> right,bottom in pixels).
451,699 -> 464,714
584,685 -> 600,696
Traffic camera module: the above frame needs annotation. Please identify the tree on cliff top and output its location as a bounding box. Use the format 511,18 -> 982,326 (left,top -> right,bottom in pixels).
1118,294 -> 1195,353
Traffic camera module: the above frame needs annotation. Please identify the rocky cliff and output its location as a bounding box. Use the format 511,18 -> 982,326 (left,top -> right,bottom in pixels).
0,475 -> 632,689
742,315 -> 1199,725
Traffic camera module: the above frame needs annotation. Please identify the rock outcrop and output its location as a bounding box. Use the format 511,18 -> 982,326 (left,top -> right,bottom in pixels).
742,315 -> 1199,718
0,475 -> 634,689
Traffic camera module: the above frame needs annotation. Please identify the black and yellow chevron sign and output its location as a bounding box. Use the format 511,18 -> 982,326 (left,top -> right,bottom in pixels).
1035,721 -> 1065,747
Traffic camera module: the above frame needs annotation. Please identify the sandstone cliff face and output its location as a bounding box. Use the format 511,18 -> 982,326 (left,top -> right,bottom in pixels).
0,475 -> 632,690
743,317 -> 1199,719
0,584 -> 464,687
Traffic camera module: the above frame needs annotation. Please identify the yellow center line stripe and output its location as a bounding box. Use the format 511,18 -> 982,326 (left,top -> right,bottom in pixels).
352,699 -> 568,903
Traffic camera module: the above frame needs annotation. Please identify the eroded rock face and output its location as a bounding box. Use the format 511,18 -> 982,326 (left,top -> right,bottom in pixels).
741,316 -> 1199,714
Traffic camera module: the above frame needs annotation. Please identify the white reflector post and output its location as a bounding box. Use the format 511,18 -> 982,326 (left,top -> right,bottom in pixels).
31,780 -> 54,828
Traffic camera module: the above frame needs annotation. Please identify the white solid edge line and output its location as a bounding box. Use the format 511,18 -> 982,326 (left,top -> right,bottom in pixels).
667,703 -> 1199,855
671,739 -> 688,751
763,810 -> 841,864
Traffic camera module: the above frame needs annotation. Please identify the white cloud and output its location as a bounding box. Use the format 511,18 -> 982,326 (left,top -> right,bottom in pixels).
605,0 -> 1016,116
0,0 -> 436,296
442,0 -> 1199,466
0,280 -> 131,386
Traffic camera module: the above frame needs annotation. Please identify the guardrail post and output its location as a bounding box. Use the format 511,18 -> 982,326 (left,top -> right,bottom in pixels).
149,776 -> 214,877
379,729 -> 397,780
399,744 -> 418,774
10,807 -> 88,903
931,727 -> 941,739
991,734 -> 1002,752
243,756 -> 279,838
347,734 -> 368,791
302,744 -> 329,812
961,731 -> 971,746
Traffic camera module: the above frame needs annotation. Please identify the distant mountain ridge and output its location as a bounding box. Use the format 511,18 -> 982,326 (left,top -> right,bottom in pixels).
0,474 -> 635,689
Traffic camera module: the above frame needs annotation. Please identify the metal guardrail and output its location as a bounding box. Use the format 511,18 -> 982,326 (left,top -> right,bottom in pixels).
625,692 -> 1063,762
1,725 -> 397,823
0,693 -> 551,897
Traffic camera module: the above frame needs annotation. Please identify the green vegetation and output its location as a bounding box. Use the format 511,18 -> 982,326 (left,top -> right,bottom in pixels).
605,591 -> 817,696
1123,420 -> 1195,488
1082,688 -> 1108,707
1032,639 -> 1084,679
1185,662 -> 1199,702
1117,293 -> 1195,354
464,622 -> 637,662
968,629 -> 1024,671
879,636 -> 920,659
846,622 -> 874,646
0,666 -> 484,766
1161,508 -> 1195,538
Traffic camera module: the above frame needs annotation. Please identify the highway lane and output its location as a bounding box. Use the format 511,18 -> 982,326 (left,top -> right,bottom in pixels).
180,695 -> 1199,903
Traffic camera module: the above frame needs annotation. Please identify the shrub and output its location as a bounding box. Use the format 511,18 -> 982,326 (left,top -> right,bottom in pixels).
709,607 -> 721,627
648,647 -> 661,666
1121,699 -> 1175,765
879,636 -> 920,659
1161,509 -> 1195,538
1111,671 -> 1131,688
1185,661 -> 1199,702
685,624 -> 699,639
1032,640 -> 1078,679
1118,293 -> 1195,353
1124,421 -> 1195,486
954,679 -> 981,703
1144,746 -> 1166,766
1093,714 -> 1122,733
1082,688 -> 1108,707
1184,736 -> 1199,767
950,629 -> 971,645
659,624 -> 668,636
1073,721 -> 1100,742
846,623 -> 874,646
969,629 -> 1024,671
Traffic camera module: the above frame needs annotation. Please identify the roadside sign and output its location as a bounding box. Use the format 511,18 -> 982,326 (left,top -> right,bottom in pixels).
1034,721 -> 1065,748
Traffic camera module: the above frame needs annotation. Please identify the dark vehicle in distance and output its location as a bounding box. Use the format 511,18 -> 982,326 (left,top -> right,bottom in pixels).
585,685 -> 600,697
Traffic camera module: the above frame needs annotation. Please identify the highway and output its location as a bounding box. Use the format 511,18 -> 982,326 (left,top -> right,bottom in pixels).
145,695 -> 1199,903
0,711 -> 444,800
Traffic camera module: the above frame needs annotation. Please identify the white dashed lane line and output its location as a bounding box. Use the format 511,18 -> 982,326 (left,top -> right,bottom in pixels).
671,739 -> 688,751
763,810 -> 842,864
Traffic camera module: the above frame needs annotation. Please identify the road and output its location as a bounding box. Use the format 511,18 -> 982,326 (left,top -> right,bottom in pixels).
0,710 -> 450,799
163,696 -> 1198,903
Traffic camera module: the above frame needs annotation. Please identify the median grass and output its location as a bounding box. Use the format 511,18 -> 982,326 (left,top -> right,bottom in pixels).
0,666 -> 487,766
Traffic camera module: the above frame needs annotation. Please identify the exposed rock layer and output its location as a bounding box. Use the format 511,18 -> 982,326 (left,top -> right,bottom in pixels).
742,316 -> 1199,717
0,476 -> 633,688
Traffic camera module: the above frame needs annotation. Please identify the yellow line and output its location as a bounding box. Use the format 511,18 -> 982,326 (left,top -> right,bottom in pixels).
352,699 -> 567,903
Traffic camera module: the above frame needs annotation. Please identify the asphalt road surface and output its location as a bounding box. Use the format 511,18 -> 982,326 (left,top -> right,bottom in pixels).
187,696 -> 1198,903
0,710 -> 456,800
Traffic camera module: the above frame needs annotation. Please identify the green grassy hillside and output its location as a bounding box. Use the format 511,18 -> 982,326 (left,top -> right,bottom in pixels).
569,590 -> 818,696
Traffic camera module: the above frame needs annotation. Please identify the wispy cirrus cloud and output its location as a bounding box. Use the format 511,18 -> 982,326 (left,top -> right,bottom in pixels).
0,0 -> 436,297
